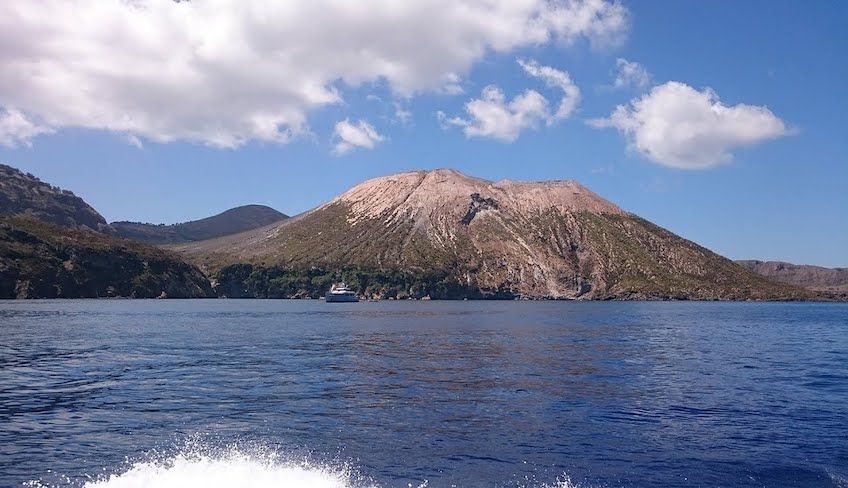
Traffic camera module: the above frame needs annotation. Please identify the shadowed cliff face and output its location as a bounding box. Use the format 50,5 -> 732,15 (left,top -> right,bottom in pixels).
176,169 -> 807,300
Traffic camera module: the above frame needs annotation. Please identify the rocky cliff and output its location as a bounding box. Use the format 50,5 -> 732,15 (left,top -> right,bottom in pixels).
176,169 -> 807,300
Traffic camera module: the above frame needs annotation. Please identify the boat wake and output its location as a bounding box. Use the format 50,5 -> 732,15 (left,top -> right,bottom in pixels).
83,453 -> 352,488
25,445 -> 365,488
25,442 -> 582,488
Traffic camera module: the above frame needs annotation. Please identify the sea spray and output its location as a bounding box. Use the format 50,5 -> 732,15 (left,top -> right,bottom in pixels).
82,452 -> 353,488
26,442 -> 583,488
27,442 -> 370,488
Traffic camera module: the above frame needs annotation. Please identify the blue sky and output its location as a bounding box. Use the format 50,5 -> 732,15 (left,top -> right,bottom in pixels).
0,1 -> 846,266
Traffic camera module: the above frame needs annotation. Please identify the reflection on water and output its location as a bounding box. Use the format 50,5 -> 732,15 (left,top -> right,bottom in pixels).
1,300 -> 846,487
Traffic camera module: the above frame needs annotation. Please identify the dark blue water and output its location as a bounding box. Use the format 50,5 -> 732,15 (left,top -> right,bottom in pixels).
1,300 -> 846,487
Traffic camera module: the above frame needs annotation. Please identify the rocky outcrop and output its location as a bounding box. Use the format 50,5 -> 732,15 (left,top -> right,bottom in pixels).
176,169 -> 809,300
112,205 -> 288,245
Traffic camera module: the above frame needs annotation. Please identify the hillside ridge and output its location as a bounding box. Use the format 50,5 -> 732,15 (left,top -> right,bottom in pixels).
0,163 -> 213,298
112,204 -> 288,245
738,260 -> 848,293
0,163 -> 109,232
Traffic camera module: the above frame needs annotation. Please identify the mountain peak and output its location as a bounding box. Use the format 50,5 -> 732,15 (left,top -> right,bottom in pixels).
329,168 -> 623,227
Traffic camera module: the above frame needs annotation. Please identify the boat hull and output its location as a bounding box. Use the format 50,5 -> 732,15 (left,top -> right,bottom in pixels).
325,293 -> 359,303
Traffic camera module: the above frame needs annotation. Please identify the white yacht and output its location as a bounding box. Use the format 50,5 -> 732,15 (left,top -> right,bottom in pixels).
325,282 -> 359,303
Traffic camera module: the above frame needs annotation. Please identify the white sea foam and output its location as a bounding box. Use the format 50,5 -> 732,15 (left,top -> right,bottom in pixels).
80,451 -> 356,488
29,444 -> 579,488
541,478 -> 580,488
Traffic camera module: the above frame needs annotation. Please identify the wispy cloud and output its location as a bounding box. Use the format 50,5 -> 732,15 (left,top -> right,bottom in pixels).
613,58 -> 651,90
0,109 -> 53,148
518,59 -> 581,119
332,119 -> 385,156
440,60 -> 580,142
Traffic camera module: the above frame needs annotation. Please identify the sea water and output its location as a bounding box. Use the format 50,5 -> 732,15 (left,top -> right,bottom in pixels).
1,300 -> 846,487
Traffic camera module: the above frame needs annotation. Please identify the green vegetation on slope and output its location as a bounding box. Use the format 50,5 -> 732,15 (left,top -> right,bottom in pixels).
575,213 -> 808,300
214,263 -> 507,299
0,163 -> 109,231
198,206 -> 812,300
145,169 -> 824,301
0,216 -> 213,298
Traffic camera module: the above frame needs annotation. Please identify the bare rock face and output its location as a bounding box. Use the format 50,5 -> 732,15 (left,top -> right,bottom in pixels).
180,169 -> 806,300
329,169 -> 624,228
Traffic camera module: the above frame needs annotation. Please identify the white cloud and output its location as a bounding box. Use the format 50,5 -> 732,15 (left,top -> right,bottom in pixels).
442,59 -> 580,142
0,109 -> 54,147
613,58 -> 650,89
590,81 -> 791,169
440,86 -> 550,142
332,119 -> 384,155
0,0 -> 628,148
518,59 -> 581,119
